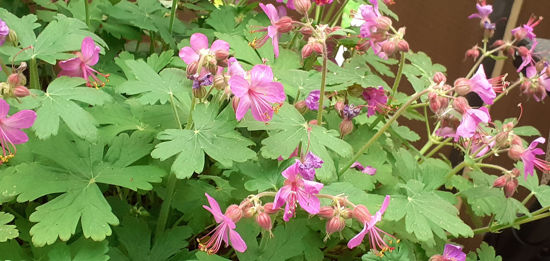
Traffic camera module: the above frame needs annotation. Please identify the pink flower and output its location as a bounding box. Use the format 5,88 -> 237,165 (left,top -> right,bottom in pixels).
351,0 -> 389,59
305,90 -> 321,110
517,41 -> 537,72
178,33 -> 229,77
524,65 -> 550,102
468,65 -> 496,105
350,162 -> 377,175
314,0 -> 333,5
229,64 -> 286,122
273,161 -> 324,221
348,195 -> 394,252
276,0 -> 294,9
0,99 -> 36,163
58,37 -> 109,88
430,244 -> 466,261
362,87 -> 388,117
521,137 -> 550,179
468,1 -> 492,23
252,4 -> 293,58
199,193 -> 247,254
456,107 -> 490,140
512,16 -> 542,41
0,19 -> 9,46
467,134 -> 494,158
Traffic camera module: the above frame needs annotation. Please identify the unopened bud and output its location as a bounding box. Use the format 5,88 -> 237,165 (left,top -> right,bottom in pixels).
428,92 -> 448,114
511,168 -> 520,177
186,62 -> 198,77
352,205 -> 371,224
513,28 -> 527,41
339,119 -> 354,137
256,212 -> 272,231
301,44 -> 313,59
300,26 -> 313,37
295,100 -> 308,114
492,40 -> 505,47
193,86 -> 206,99
275,17 -> 293,33
7,74 -> 19,86
318,206 -> 334,218
452,97 -> 470,114
294,0 -> 311,15
433,72 -> 446,84
207,59 -> 218,75
263,203 -> 279,214
225,204 -> 243,223
454,78 -> 471,96
326,216 -> 346,235
504,178 -> 518,198
508,144 -> 523,161
14,85 -> 30,97
8,29 -> 17,46
375,16 -> 392,31
381,40 -> 397,56
334,100 -> 345,113
510,135 -> 522,146
465,46 -> 480,61
493,175 -> 507,188
215,49 -> 229,62
213,74 -> 226,90
398,39 -> 409,52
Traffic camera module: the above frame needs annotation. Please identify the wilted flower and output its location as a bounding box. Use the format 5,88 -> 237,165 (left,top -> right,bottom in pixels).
348,196 -> 394,253
273,161 -> 324,221
58,37 -> 109,88
0,99 -> 37,163
362,87 -> 388,117
523,65 -> 550,101
229,64 -> 286,122
298,152 -> 323,180
252,4 -> 294,57
199,193 -> 247,254
0,19 -> 8,46
516,41 -> 537,72
429,244 -> 466,261
305,90 -> 321,110
511,15 -> 543,41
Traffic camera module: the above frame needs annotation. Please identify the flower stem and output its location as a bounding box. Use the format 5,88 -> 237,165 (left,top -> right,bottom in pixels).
29,58 -> 40,90
521,192 -> 535,205
185,97 -> 197,130
338,88 -> 430,175
169,93 -> 183,129
329,0 -> 350,27
168,0 -> 178,34
316,43 -> 328,125
471,211 -> 550,235
84,0 -> 90,27
476,163 -> 509,173
423,138 -> 451,158
390,52 -> 406,100
155,173 -> 178,239
445,161 -> 467,181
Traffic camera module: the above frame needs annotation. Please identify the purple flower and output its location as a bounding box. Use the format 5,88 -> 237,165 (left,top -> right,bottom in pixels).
199,193 -> 246,254
273,161 -> 324,221
0,19 -> 9,46
512,16 -> 542,41
348,196 -> 394,252
517,41 -> 537,73
521,137 -> 550,179
58,37 -> 109,88
0,99 -> 36,163
469,65 -> 496,105
468,1 -> 492,22
253,4 -> 293,57
342,104 -> 361,120
179,33 -> 229,77
229,64 -> 286,122
350,162 -> 377,175
298,152 -> 323,180
430,244 -> 466,261
524,65 -> 550,102
305,90 -> 321,110
456,107 -> 490,141
362,87 -> 388,117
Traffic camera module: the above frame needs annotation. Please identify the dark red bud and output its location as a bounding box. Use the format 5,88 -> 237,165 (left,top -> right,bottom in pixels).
318,206 -> 334,218
493,175 -> 507,188
508,144 -> 523,161
397,39 -> 409,52
492,40 -> 505,47
263,203 -> 279,214
381,41 -> 397,56
465,46 -> 480,60
504,178 -> 518,198
452,97 -> 470,114
433,72 -> 447,84
301,44 -> 313,59
295,100 -> 308,114
326,216 -> 346,235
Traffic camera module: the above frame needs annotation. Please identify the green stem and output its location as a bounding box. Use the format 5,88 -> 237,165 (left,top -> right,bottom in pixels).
338,89 -> 430,175
315,5 -> 321,22
169,94 -> 183,129
423,138 -> 451,158
471,211 -> 550,235
521,192 -> 535,205
155,173 -> 178,239
316,43 -> 328,125
286,32 -> 298,49
390,52 -> 406,100
185,97 -> 197,130
29,58 -> 40,90
477,163 -> 509,173
418,138 -> 434,156
149,32 -> 156,55
84,0 -> 90,27
0,57 -> 10,76
329,0 -> 350,27
465,43 -> 508,78
445,161 -> 467,180
168,0 -> 178,34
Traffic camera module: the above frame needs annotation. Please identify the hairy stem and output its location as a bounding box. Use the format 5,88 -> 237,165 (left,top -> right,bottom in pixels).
316,43 -> 328,125
471,211 -> 550,235
185,97 -> 197,130
169,93 -> 183,129
84,0 -> 90,27
445,161 -> 467,180
390,52 -> 406,99
29,58 -> 40,90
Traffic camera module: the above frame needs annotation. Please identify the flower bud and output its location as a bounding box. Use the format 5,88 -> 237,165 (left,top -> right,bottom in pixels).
225,204 -> 243,223
301,44 -> 313,59
512,28 -> 527,41
454,78 -> 471,96
465,46 -> 480,61
428,92 -> 448,114
352,205 -> 371,224
510,135 -> 522,146
504,178 -> 518,198
193,86 -> 206,99
340,208 -> 352,219
452,97 -> 470,114
263,203 -> 279,214
326,216 -> 346,235
334,100 -> 345,114
493,175 -> 507,188
256,212 -> 272,231
215,49 -> 229,62
339,119 -> 354,137
375,16 -> 392,31
347,84 -> 364,97
295,100 -> 308,114
511,168 -> 520,178
495,131 -> 510,147
383,0 -> 395,5
207,59 -> 218,75
7,74 -> 20,86
492,40 -> 505,47
186,62 -> 198,77
517,46 -> 529,57
433,72 -> 446,84
381,40 -> 397,56
294,0 -> 311,15
8,29 -> 17,46
275,17 -> 294,33
318,206 -> 334,218
508,144 -> 523,161
213,74 -> 226,90
14,85 -> 30,97
507,47 -> 515,57
398,39 -> 409,52
300,26 -> 313,37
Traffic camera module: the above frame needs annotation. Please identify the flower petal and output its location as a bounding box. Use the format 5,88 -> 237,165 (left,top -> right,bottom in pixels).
81,37 -> 100,66
297,187 -> 320,214
229,75 -> 250,98
3,110 -> 36,129
528,137 -> 546,150
58,58 -> 83,77
0,99 -> 10,118
179,46 -> 199,65
254,82 -> 286,103
250,65 -> 274,86
259,3 -> 279,23
1,127 -> 28,145
347,223 -> 368,249
204,193 -> 224,223
190,33 -> 209,52
273,185 -> 291,210
210,39 -> 230,53
229,229 -> 247,252
235,95 -> 251,121
249,95 -> 274,122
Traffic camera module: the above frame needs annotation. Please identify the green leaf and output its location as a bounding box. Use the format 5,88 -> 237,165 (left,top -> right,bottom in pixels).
403,51 -> 446,93
151,103 -> 256,178
215,32 -> 262,65
391,122 -> 420,142
147,51 -> 174,73
206,6 -> 237,34
0,212 -> 18,242
47,237 -> 110,261
468,242 -> 502,261
0,8 -> 39,48
22,77 -> 112,141
326,55 -> 389,91
0,132 -> 165,246
237,158 -> 285,192
239,104 -> 353,182
513,126 -> 541,137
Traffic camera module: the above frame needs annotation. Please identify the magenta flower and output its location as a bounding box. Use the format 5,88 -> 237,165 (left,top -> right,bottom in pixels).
350,162 -> 377,175
348,195 -> 394,252
469,65 -> 496,105
179,33 -> 229,77
521,137 -> 550,179
467,134 -> 494,158
362,87 -> 388,117
273,161 -> 324,221
58,37 -> 109,88
199,193 -> 246,254
252,4 -> 293,58
298,152 -> 323,180
430,244 -> 466,261
512,16 -> 542,41
351,0 -> 381,38
276,0 -> 294,9
314,0 -> 333,5
524,65 -> 550,102
229,64 -> 286,122
456,107 -> 490,140
305,90 -> 321,110
0,99 -> 36,163
517,41 -> 537,73
0,19 -> 9,46
468,1 -> 492,22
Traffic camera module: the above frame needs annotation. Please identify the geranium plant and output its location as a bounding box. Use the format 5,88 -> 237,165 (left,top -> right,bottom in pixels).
0,0 -> 548,260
